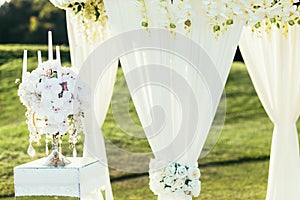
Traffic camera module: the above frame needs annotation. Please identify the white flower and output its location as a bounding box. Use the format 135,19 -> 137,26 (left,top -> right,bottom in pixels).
149,180 -> 165,195
149,161 -> 201,198
18,58 -> 89,145
162,186 -> 172,194
37,78 -> 62,101
187,167 -> 201,180
164,176 -> 175,186
176,165 -> 188,179
149,171 -> 163,181
173,178 -> 185,188
189,180 -> 201,197
165,163 -> 176,176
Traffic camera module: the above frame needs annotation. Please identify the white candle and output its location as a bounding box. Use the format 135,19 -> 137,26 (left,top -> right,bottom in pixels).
22,50 -> 27,81
48,31 -> 53,60
37,50 -> 42,65
56,46 -> 61,65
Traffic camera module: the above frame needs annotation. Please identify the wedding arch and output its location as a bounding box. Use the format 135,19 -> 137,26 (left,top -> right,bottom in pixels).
10,0 -> 300,199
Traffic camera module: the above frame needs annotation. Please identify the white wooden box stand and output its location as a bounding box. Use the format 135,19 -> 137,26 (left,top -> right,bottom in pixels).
14,157 -> 105,199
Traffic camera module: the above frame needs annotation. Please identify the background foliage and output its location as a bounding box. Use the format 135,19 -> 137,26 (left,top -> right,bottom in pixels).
0,0 -> 67,44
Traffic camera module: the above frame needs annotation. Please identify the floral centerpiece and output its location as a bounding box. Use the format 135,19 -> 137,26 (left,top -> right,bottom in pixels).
18,45 -> 89,167
149,159 -> 201,199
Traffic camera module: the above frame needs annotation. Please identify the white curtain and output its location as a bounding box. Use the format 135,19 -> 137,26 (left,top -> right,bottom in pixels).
103,0 -> 243,199
66,10 -> 116,200
239,26 -> 300,200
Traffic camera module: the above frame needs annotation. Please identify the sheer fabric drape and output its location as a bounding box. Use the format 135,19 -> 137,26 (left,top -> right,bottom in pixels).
103,0 -> 243,199
66,10 -> 116,200
239,26 -> 300,200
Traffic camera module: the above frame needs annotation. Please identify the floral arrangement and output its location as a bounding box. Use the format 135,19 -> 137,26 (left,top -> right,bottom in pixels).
135,0 -> 300,36
18,59 -> 89,158
202,0 -> 300,35
149,160 -> 201,199
135,0 -> 192,33
49,0 -> 108,43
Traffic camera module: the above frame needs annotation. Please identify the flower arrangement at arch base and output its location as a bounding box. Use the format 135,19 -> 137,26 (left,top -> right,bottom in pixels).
18,35 -> 89,167
149,159 -> 201,200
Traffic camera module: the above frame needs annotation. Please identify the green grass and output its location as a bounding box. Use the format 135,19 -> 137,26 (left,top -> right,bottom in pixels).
0,45 -> 299,200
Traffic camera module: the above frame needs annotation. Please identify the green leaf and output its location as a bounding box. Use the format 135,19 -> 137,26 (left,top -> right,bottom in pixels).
76,5 -> 82,14
213,25 -> 220,32
51,72 -> 58,78
95,7 -> 100,21
141,21 -> 148,27
184,19 -> 191,27
270,18 -> 276,23
288,20 -> 295,26
170,23 -> 176,29
276,23 -> 280,29
226,19 -> 233,25
254,22 -> 261,28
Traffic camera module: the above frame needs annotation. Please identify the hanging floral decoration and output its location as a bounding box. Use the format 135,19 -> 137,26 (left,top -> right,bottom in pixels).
202,0 -> 300,35
49,0 -> 108,43
18,60 -> 89,158
134,0 -> 300,36
135,0 -> 192,34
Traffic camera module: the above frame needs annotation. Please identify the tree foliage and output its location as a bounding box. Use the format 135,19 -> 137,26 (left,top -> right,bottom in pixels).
0,0 -> 68,44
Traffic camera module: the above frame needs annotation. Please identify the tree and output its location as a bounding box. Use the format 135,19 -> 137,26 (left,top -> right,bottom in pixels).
0,0 -> 68,44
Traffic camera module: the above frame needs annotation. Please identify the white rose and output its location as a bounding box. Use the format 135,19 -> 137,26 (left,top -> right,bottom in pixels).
164,176 -> 175,186
32,101 -> 51,118
149,180 -> 165,195
46,104 -> 68,124
28,69 -> 42,83
172,187 -> 184,195
176,166 -> 188,179
149,170 -> 163,181
189,180 -> 201,197
174,178 -> 185,188
38,79 -> 62,101
162,186 -> 172,194
187,167 -> 201,180
165,163 -> 176,176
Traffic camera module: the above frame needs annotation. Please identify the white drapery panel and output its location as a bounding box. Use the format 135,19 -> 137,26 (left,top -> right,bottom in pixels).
66,10 -> 111,69
103,0 -> 243,199
66,10 -> 116,200
239,26 -> 300,200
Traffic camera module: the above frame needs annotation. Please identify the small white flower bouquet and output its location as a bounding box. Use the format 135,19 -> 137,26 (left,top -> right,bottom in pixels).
149,159 -> 201,199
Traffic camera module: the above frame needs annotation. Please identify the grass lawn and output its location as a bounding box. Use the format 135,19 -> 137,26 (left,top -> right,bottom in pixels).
0,45 -> 299,199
